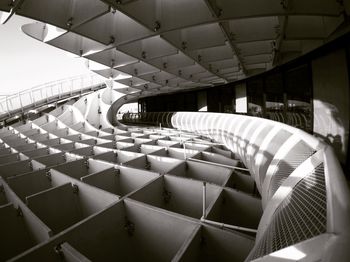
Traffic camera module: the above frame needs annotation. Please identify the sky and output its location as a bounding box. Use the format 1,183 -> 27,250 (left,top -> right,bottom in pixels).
0,15 -> 91,95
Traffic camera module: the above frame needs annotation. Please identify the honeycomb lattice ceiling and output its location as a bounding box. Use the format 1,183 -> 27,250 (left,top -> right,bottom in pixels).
1,0 -> 347,96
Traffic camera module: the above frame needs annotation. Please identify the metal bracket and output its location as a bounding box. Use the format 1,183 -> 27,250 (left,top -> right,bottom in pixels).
54,242 -> 64,258
66,17 -> 73,28
16,206 -> 23,217
124,218 -> 135,236
145,160 -> 151,170
154,21 -> 161,31
46,170 -> 52,182
280,0 -> 289,9
136,144 -> 141,153
72,184 -> 79,194
163,188 -> 172,204
110,35 -> 115,44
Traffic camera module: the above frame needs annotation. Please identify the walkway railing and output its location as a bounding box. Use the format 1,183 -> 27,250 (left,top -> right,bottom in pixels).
120,110 -> 350,261
121,112 -> 175,127
0,74 -> 105,120
121,111 -> 312,133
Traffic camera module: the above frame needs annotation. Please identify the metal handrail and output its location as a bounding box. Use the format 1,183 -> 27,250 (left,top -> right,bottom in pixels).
121,112 -> 175,127
0,74 -> 104,119
119,110 -> 350,261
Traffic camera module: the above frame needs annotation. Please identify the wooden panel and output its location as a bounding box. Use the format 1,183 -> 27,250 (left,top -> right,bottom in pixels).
7,170 -> 52,201
0,204 -> 37,261
27,183 -> 82,234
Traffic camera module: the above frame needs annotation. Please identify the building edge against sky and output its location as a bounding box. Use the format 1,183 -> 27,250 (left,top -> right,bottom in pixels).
0,15 -> 91,94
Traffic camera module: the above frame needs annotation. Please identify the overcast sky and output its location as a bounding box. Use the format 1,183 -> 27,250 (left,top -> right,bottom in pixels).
0,15 -> 91,95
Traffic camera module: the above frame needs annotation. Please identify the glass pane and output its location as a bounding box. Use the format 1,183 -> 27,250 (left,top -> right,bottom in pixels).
265,72 -> 284,123
285,64 -> 312,132
247,78 -> 263,117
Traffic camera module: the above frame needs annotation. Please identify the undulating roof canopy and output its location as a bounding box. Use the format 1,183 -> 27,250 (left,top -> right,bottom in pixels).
0,0 -> 348,96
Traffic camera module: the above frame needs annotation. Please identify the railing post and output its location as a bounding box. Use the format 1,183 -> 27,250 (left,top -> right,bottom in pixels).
29,89 -> 34,105
202,182 -> 206,219
46,88 -> 49,103
5,96 -> 10,116
9,98 -> 13,111
70,80 -> 73,96
0,74 -> 102,119
18,92 -> 23,112
59,83 -> 62,99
